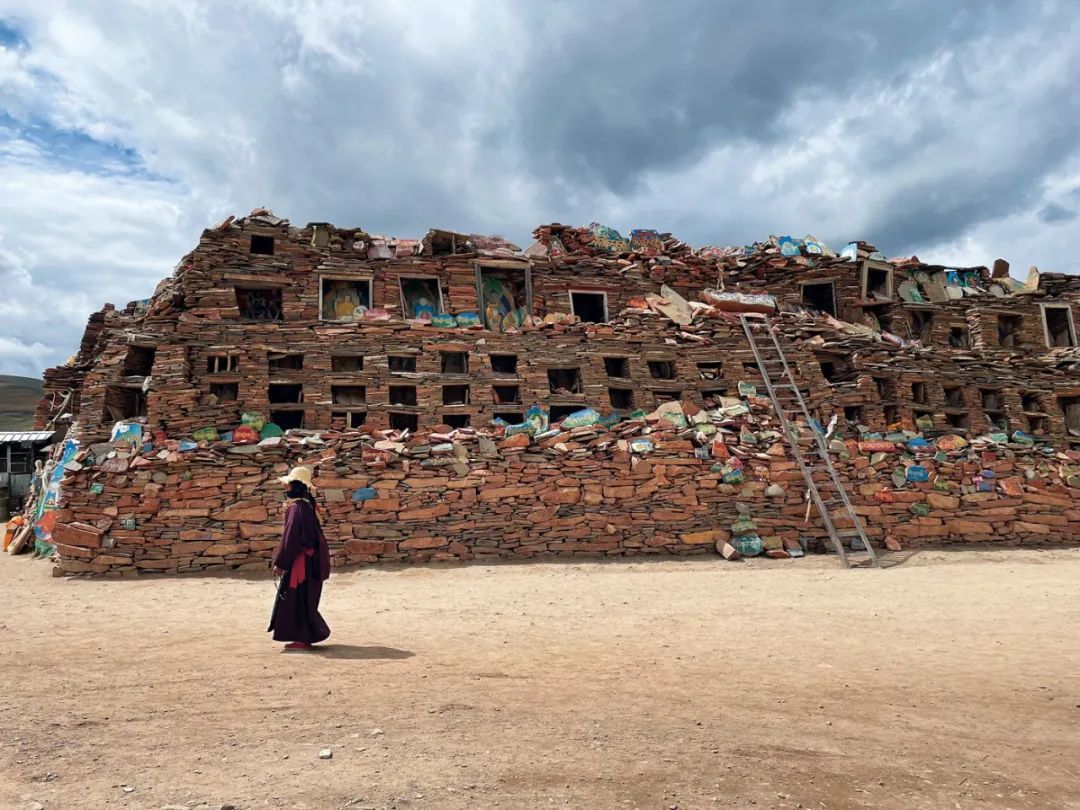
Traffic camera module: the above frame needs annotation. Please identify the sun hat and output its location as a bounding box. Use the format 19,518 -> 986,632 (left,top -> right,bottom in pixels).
277,466 -> 316,492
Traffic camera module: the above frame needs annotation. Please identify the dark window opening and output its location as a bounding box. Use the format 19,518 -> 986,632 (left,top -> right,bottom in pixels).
948,326 -> 970,349
492,385 -> 521,405
236,287 -> 283,321
702,389 -> 729,406
802,282 -> 836,316
271,410 -> 305,430
946,412 -> 971,430
909,311 -> 934,343
1021,392 -> 1043,413
980,389 -> 1002,411
331,411 -> 367,429
844,406 -> 864,424
944,387 -> 964,408
331,386 -> 366,406
442,385 -> 469,405
570,291 -> 608,323
603,357 -> 630,377
268,353 -> 304,371
5,445 -> 33,475
998,314 -> 1023,348
872,377 -> 890,399
548,367 -> 583,394
863,266 -> 892,300
321,279 -> 371,321
123,346 -> 156,377
912,382 -> 929,405
399,277 -> 443,320
742,361 -> 762,379
609,388 -> 635,409
1060,396 -> 1080,435
1044,307 -> 1076,348
819,361 -> 839,383
647,360 -> 677,380
210,383 -> 238,403
883,404 -> 899,425
494,411 -> 525,425
389,385 -> 417,406
331,355 -> 364,372
549,405 -> 582,422
653,390 -> 682,406
207,354 -> 239,373
443,414 -> 470,428
389,412 -> 419,431
987,412 -> 1009,431
250,234 -> 274,255
1028,414 -> 1048,434
103,386 -> 147,422
478,266 -> 531,332
388,355 -> 417,373
696,361 -> 723,380
440,352 -> 469,374
490,354 -> 518,374
269,383 -> 303,404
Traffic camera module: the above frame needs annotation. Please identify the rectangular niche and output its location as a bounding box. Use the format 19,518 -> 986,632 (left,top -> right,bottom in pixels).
548,367 -> 582,394
569,290 -> 608,323
331,411 -> 367,429
398,276 -> 444,320
331,386 -> 366,405
490,354 -> 518,374
388,355 -> 417,373
492,385 -> 521,405
801,281 -> 836,316
207,353 -> 239,373
440,352 -> 469,374
331,354 -> 364,372
442,414 -> 470,428
320,278 -> 372,322
123,346 -> 156,377
210,382 -> 238,403
268,353 -> 304,371
647,360 -> 677,380
236,287 -> 283,321
389,385 -> 417,406
603,357 -> 630,377
268,383 -> 303,404
477,265 -> 532,331
442,385 -> 470,405
389,412 -> 419,431
608,388 -> 635,409
270,410 -> 304,430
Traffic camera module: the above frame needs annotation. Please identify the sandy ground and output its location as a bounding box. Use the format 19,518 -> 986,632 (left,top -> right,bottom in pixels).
1,548 -> 1079,810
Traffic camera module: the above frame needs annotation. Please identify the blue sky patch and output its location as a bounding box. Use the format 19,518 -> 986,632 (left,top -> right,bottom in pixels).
0,18 -> 27,48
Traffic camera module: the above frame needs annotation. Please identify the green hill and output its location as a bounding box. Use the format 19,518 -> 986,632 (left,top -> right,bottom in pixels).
0,375 -> 43,430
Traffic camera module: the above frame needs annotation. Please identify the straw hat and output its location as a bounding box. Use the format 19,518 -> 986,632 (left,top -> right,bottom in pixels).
277,466 -> 316,492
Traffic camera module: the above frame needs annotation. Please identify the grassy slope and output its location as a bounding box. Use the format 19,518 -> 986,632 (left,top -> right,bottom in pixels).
0,375 -> 43,430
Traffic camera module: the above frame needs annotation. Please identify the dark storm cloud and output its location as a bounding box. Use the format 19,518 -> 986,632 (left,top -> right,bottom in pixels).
1039,203 -> 1078,224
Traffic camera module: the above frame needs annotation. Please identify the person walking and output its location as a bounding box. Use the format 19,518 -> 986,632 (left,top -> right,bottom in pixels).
268,466 -> 331,651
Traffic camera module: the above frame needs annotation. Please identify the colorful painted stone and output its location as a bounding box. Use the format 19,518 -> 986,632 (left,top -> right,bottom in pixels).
629,229 -> 663,256
352,488 -> 377,502
241,412 -> 266,431
232,425 -> 259,445
89,483 -> 105,495
733,534 -> 765,557
589,223 -> 630,253
906,465 -> 929,482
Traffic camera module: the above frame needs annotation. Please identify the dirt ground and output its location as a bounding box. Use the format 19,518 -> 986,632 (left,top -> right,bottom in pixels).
1,548 -> 1079,810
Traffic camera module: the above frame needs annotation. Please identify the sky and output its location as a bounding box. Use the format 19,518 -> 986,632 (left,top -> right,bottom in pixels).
1,0 -> 1079,378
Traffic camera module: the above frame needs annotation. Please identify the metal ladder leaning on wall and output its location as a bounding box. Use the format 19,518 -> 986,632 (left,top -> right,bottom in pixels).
739,314 -> 880,569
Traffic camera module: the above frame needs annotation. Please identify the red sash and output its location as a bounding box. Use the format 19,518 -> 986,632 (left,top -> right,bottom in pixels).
289,548 -> 315,589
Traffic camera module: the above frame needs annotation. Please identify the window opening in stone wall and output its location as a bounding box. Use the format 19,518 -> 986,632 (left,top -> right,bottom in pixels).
271,410 -> 305,430
399,276 -> 444,321
477,265 -> 532,331
980,389 -> 1002,411
443,414 -> 471,428
268,353 -> 304,371
948,325 -> 970,349
801,281 -> 836,316
648,360 -> 677,380
944,386 -> 964,407
320,278 -> 372,322
389,385 -> 417,406
653,390 -> 682,406
872,377 -> 889,399
440,352 -> 469,374
603,357 -> 630,377
912,381 -> 929,405
1043,306 -> 1077,348
702,389 -> 729,407
946,412 -> 971,430
997,314 -> 1023,348
862,264 -> 893,300
269,383 -> 303,404
697,361 -> 723,380
236,287 -> 283,321
388,355 -> 417,373
569,291 -> 608,323
331,354 -> 364,372
442,385 -> 469,405
331,411 -> 367,429
843,406 -> 864,425
909,310 -> 934,343
549,405 -> 581,422
883,404 -> 899,425
608,388 -> 635,409
210,383 -> 238,403
389,412 -> 419,431
6,445 -> 33,475
741,361 -> 762,379
490,354 -> 518,374
250,234 -> 274,255
548,367 -> 582,394
207,354 -> 239,373
493,411 -> 525,425
123,346 -> 156,377
1021,392 -> 1043,413
331,386 -> 366,406
1059,396 -> 1080,437
492,385 -> 521,405
103,386 -> 147,422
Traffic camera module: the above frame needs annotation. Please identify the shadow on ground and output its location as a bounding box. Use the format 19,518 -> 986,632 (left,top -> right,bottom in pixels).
307,644 -> 414,660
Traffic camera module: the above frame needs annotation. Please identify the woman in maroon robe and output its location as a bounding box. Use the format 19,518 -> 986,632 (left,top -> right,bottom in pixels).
268,467 -> 331,651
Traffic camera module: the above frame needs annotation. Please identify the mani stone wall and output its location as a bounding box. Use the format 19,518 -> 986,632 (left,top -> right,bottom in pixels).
48,430 -> 1080,576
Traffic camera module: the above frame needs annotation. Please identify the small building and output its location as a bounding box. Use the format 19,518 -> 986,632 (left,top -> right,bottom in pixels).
0,430 -> 56,518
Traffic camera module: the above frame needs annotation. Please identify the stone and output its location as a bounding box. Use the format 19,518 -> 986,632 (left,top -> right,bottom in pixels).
319,749 -> 333,760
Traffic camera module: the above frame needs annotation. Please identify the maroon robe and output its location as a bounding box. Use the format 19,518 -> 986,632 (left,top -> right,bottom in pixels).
268,499 -> 332,644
